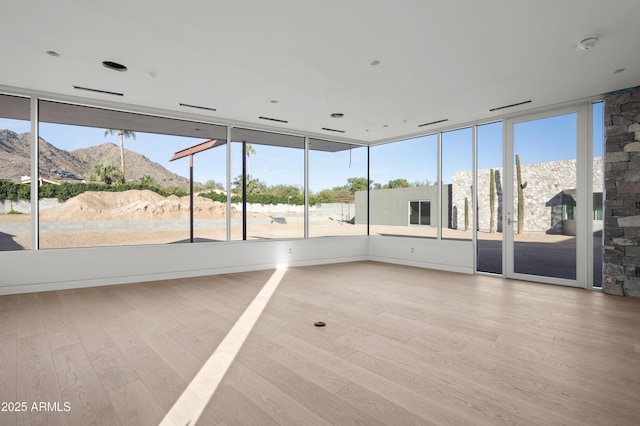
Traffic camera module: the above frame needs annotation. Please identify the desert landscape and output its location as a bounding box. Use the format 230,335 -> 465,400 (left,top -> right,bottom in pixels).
0,190 -> 369,250
0,188 -> 597,282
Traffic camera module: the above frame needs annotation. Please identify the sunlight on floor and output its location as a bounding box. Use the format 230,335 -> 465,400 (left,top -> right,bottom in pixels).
159,266 -> 287,426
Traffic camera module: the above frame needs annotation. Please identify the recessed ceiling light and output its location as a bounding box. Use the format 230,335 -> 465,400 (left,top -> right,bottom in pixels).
330,113 -> 344,119
102,61 -> 128,72
576,36 -> 598,52
383,124 -> 389,128
46,50 -> 60,57
614,68 -> 626,74
270,100 -> 278,104
371,60 -> 380,66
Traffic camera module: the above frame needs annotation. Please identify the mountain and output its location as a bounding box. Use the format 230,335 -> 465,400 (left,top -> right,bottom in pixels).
0,130 -> 192,189
72,143 -> 191,188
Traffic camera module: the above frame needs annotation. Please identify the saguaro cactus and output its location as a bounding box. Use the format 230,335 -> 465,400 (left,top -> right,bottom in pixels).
515,154 -> 527,234
489,169 -> 496,233
464,197 -> 469,231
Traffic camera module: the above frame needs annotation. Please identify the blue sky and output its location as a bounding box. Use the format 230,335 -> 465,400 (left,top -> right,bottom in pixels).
1,102 -> 604,192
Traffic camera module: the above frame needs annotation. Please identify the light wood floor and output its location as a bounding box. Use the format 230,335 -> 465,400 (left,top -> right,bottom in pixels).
1,261 -> 639,425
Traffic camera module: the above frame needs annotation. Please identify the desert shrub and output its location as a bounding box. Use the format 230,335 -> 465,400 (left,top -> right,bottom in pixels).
0,180 -> 20,201
199,190 -> 318,206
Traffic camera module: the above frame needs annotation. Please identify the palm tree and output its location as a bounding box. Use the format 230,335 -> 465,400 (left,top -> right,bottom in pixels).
245,143 -> 256,180
104,129 -> 136,182
89,161 -> 124,185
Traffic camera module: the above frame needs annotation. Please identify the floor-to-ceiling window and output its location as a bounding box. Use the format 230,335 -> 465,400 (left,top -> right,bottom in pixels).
369,134 -> 438,238
308,139 -> 368,237
508,111 -> 578,281
37,100 -> 227,249
442,127 -> 473,241
593,101 -> 604,287
476,121 -> 503,274
230,128 -> 304,240
0,94 -> 31,250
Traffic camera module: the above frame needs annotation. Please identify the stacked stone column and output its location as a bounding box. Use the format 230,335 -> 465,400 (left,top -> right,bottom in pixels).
603,86 -> 640,297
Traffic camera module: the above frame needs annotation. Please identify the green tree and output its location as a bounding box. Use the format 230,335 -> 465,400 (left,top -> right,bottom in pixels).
346,177 -> 371,193
269,184 -> 302,198
89,161 -> 124,185
104,129 -> 136,182
140,175 -> 155,186
245,143 -> 257,179
203,179 -> 224,190
411,179 -> 431,187
385,178 -> 410,189
232,174 -> 266,195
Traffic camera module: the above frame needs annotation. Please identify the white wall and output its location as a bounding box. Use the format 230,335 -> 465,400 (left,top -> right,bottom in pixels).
0,237 -> 369,295
368,236 -> 474,274
0,235 -> 477,295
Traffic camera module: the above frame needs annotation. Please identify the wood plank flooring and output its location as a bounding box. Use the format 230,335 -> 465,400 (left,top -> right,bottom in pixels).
1,261 -> 640,425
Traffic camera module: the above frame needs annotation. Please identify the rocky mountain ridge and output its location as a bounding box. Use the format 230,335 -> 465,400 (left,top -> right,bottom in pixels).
0,129 -> 191,189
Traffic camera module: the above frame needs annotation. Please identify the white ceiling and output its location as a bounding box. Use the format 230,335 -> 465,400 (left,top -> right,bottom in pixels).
1,0 -> 639,144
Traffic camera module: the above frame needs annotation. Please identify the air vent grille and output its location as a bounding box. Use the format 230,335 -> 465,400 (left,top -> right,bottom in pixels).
73,86 -> 123,96
489,100 -> 531,112
259,116 -> 288,123
179,103 -> 217,112
418,119 -> 448,128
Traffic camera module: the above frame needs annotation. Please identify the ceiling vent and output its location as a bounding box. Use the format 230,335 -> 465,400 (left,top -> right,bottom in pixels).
179,103 -> 217,112
489,100 -> 531,112
73,85 -> 123,96
418,119 -> 448,128
259,116 -> 288,124
321,127 -> 345,133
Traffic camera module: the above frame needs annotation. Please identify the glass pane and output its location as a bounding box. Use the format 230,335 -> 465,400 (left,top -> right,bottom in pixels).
37,100 -> 227,249
476,122 -> 503,274
309,139 -> 367,237
409,201 -> 419,225
369,134 -> 438,238
593,102 -> 604,287
230,128 -> 304,240
420,201 -> 431,225
442,127 -> 473,240
0,94 -> 31,250
513,113 -> 577,279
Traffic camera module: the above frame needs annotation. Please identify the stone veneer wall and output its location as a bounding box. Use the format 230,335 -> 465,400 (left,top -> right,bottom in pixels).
452,158 -> 602,233
603,86 -> 640,297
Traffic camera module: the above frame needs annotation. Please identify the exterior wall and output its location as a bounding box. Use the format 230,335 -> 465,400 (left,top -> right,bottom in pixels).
603,86 -> 640,297
0,198 -> 60,214
354,185 -> 448,227
453,158 -> 602,233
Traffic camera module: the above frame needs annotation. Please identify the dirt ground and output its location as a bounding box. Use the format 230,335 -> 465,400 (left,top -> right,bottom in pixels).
1,190 -> 599,283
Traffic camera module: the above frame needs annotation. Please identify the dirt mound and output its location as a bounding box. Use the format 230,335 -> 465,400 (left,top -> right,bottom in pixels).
40,190 -> 236,221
